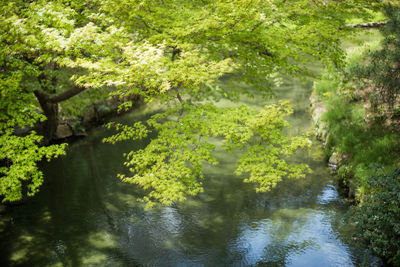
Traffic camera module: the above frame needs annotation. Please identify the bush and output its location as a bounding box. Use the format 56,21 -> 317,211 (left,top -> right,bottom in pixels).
349,167 -> 400,265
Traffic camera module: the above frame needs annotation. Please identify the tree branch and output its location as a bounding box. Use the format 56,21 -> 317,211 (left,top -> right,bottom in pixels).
171,47 -> 181,62
50,86 -> 86,103
33,89 -> 51,107
176,91 -> 184,116
345,21 -> 389,29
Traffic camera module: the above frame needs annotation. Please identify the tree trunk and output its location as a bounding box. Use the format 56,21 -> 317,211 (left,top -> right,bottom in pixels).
33,85 -> 86,142
34,90 -> 59,142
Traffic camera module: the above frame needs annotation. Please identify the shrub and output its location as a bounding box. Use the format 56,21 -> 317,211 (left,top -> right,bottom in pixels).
350,167 -> 400,265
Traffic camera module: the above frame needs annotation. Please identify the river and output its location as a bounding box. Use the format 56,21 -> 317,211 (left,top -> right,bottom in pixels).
0,42 -> 377,266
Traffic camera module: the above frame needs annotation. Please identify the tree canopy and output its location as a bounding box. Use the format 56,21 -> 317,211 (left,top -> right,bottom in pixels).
0,0 -> 383,205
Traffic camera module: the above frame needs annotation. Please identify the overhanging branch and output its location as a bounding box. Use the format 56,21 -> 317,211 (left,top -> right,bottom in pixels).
50,86 -> 86,103
345,21 -> 389,29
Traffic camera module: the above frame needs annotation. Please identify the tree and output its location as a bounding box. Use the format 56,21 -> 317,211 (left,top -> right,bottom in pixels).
99,0 -> 384,207
348,4 -> 400,110
104,102 -> 312,206
1,0 -> 129,141
0,0 -> 383,204
0,0 -> 160,201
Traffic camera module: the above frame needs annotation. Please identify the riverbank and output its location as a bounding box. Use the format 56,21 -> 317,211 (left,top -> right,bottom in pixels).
50,94 -> 143,142
310,19 -> 400,264
310,39 -> 400,202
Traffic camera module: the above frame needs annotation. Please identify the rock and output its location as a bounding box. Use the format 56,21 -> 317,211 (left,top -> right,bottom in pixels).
74,132 -> 88,137
312,104 -> 326,124
56,124 -> 73,139
328,152 -> 340,171
83,106 -> 97,126
13,125 -> 32,136
310,93 -> 328,141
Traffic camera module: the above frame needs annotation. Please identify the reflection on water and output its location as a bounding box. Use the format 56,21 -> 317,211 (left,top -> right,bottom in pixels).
0,71 -> 365,266
317,184 -> 340,205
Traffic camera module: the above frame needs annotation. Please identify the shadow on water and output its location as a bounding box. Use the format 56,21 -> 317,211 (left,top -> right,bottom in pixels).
0,136 -> 143,266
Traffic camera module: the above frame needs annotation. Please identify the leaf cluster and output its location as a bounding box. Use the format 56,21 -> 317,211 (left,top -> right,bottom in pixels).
0,61 -> 66,202
105,102 -> 311,207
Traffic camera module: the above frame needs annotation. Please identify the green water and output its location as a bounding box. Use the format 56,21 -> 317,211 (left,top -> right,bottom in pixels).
0,73 -> 366,266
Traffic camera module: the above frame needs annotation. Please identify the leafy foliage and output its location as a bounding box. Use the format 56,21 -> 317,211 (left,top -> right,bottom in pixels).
105,102 -> 311,207
0,132 -> 66,202
313,4 -> 400,263
0,63 -> 66,201
98,0 -> 383,206
314,14 -> 400,192
95,0 -> 385,102
0,0 -> 127,201
350,167 -> 400,265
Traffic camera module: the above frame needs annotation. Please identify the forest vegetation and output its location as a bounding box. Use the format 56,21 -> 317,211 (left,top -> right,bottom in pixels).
1,0 -> 399,264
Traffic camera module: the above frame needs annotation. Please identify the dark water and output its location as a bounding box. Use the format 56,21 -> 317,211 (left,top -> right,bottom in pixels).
0,74 -> 365,267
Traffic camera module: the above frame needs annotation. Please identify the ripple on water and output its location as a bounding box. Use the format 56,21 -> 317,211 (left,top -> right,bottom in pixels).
227,208 -> 355,266
317,184 -> 340,205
